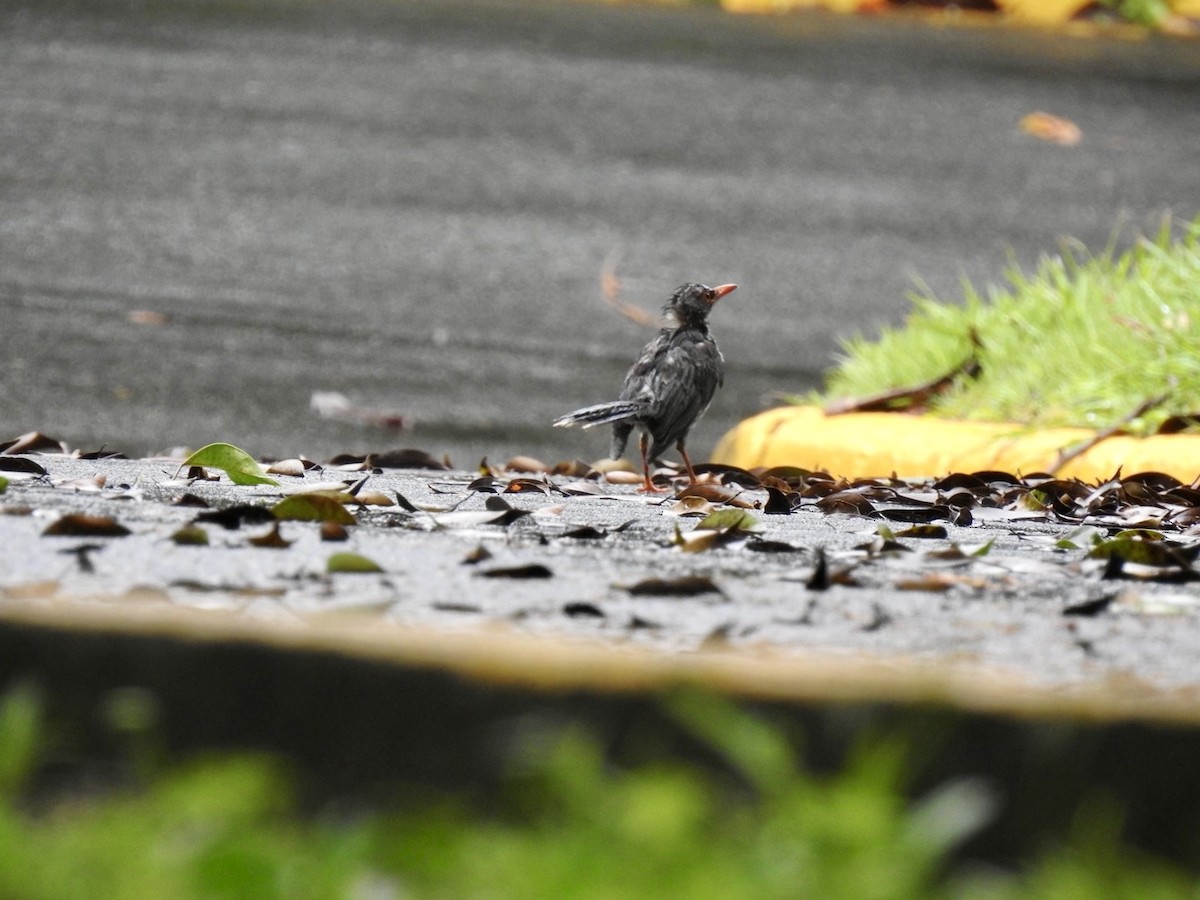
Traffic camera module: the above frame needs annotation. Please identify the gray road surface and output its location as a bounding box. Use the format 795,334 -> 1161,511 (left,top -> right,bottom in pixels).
3,0 -> 1199,464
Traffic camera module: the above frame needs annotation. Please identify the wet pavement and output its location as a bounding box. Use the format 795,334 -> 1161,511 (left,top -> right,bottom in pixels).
6,452 -> 1200,701
3,0 -> 1200,465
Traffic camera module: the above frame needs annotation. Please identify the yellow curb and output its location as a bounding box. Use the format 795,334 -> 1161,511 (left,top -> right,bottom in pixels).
712,405 -> 1200,482
4,598 -> 1200,725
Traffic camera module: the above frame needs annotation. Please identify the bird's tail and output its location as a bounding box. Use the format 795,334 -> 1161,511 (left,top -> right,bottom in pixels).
553,400 -> 645,430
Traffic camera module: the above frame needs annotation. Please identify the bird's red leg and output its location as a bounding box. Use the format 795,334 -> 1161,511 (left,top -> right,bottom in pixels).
677,440 -> 699,484
636,432 -> 662,493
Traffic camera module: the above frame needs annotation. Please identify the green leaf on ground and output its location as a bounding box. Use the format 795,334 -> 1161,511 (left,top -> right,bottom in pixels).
695,509 -> 762,533
180,443 -> 278,486
327,552 -> 383,574
272,493 -> 356,524
170,525 -> 209,545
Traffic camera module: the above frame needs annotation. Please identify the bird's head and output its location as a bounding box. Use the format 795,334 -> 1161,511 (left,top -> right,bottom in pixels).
665,282 -> 737,328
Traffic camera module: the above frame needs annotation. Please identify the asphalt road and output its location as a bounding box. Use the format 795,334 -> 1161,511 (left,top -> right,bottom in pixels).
3,0 -> 1199,465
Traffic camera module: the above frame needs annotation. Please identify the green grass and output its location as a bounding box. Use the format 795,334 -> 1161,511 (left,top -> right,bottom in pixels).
812,217 -> 1200,436
0,685 -> 1197,899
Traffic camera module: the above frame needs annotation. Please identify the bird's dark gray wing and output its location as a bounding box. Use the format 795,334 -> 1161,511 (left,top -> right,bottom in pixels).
643,334 -> 724,457
617,331 -> 672,406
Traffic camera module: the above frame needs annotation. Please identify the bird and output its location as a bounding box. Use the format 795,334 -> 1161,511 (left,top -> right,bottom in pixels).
554,281 -> 737,492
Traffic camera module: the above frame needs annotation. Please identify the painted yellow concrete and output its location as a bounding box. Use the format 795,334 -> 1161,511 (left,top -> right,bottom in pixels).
711,405 -> 1200,482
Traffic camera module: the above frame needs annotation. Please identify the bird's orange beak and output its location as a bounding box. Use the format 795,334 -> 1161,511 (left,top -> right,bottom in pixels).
711,283 -> 737,303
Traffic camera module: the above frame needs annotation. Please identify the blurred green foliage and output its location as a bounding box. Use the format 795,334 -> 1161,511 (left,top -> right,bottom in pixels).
0,685 -> 1195,899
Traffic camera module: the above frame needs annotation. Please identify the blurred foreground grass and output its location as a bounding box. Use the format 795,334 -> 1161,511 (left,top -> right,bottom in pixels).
0,684 -> 1196,899
813,217 -> 1200,436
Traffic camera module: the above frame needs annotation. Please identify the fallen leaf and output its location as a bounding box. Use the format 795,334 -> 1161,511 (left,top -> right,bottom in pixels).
170,525 -> 209,545
894,525 -> 949,539
272,494 -> 357,524
666,496 -> 715,517
54,475 -> 106,492
876,505 -> 955,524
763,487 -> 798,514
461,544 -> 493,565
695,509 -> 762,533
559,482 -> 604,499
894,573 -> 965,592
504,455 -> 551,474
1063,595 -> 1114,617
0,457 -> 47,475
248,523 -> 294,548
266,458 -> 307,477
320,521 -> 349,542
1088,536 -> 1196,568
691,463 -> 762,488
505,478 -> 556,495
327,552 -> 384,573
673,527 -> 726,553
0,432 -> 69,455
194,504 -> 276,530
346,490 -> 394,507
552,459 -> 594,478
180,443 -> 278,487
77,448 -> 128,461
559,525 -> 608,540
371,448 -> 449,470
478,564 -> 554,579
675,483 -> 754,507
42,514 -> 130,537
604,470 -> 644,486
468,476 -> 503,493
816,491 -> 876,516
563,601 -> 604,618
745,538 -> 802,553
624,575 -> 722,597
1019,111 -> 1082,146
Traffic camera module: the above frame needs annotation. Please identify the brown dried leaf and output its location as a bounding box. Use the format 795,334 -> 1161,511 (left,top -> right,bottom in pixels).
504,478 -> 556,495
504,455 -> 551,474
320,521 -> 350,542
266,458 -> 307,477
624,575 -> 722,597
1,432 -> 69,455
478,563 -> 554,579
1019,111 -> 1082,146
370,448 -> 449,470
43,513 -> 130,537
666,496 -> 715,518
461,544 -> 493,565
248,523 -> 293,548
816,491 -> 876,516
194,504 -> 276,530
